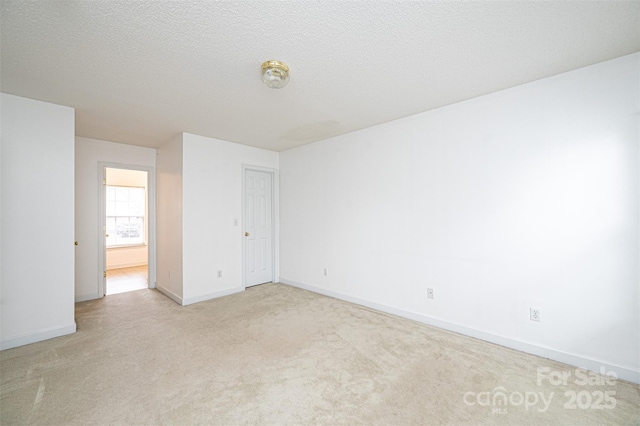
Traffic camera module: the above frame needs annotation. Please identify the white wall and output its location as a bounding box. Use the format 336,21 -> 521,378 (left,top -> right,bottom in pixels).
105,168 -> 149,269
181,133 -> 279,305
75,137 -> 156,302
1,93 -> 76,349
107,167 -> 148,187
156,134 -> 184,304
156,133 -> 279,305
106,245 -> 147,269
279,53 -> 640,383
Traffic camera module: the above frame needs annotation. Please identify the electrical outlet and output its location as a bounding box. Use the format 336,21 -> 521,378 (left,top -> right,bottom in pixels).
530,307 -> 541,322
217,270 -> 222,278
427,288 -> 434,299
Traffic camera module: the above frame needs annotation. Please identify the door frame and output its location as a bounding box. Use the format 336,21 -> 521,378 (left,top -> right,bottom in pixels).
241,165 -> 279,289
98,162 -> 157,296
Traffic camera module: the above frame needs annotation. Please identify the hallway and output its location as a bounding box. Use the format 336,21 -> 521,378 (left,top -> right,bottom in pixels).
106,265 -> 148,295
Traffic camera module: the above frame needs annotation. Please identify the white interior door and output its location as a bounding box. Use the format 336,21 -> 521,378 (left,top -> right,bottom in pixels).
244,169 -> 273,287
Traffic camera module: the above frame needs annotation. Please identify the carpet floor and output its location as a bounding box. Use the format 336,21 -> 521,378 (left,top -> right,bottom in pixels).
1,283 -> 639,425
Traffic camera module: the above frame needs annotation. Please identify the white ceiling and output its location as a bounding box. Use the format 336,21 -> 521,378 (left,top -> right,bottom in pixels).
1,1 -> 639,151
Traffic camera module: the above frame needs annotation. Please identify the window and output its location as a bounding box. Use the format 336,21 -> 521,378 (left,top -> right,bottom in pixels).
106,186 -> 145,247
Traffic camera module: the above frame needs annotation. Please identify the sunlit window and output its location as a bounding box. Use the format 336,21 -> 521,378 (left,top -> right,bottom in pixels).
106,186 -> 145,247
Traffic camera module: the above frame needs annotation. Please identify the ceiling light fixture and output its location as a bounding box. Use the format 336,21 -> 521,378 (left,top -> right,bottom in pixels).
261,60 -> 290,89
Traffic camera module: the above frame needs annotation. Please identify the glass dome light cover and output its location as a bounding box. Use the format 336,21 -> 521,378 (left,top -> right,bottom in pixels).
261,60 -> 290,89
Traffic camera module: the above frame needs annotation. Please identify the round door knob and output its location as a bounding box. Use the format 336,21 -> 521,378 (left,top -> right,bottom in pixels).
245,232 -> 250,237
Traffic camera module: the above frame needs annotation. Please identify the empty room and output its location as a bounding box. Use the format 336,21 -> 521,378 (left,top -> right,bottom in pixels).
1,1 -> 639,424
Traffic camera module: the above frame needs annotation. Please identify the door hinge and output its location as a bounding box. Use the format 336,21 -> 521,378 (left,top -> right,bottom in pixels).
103,179 -> 106,185
103,271 -> 107,278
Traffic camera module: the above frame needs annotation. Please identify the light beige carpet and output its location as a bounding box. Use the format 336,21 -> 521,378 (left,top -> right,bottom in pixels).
1,283 -> 639,425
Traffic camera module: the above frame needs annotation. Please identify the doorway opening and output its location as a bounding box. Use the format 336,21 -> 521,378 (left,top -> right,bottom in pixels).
104,167 -> 149,295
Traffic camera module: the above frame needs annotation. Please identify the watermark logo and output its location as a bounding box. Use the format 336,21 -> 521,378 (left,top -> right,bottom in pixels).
463,387 -> 553,414
537,367 -> 617,410
536,366 -> 617,386
463,366 -> 618,414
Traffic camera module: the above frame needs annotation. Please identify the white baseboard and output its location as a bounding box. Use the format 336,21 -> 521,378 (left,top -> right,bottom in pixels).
0,323 -> 77,351
106,261 -> 147,269
156,285 -> 183,305
182,287 -> 244,306
280,278 -> 640,385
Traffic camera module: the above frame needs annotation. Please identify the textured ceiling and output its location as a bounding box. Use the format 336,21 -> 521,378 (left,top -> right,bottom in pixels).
1,1 -> 639,151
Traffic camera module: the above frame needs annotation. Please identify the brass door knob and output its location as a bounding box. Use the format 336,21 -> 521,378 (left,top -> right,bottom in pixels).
74,241 -> 78,246
245,232 -> 250,237
106,234 -> 109,237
